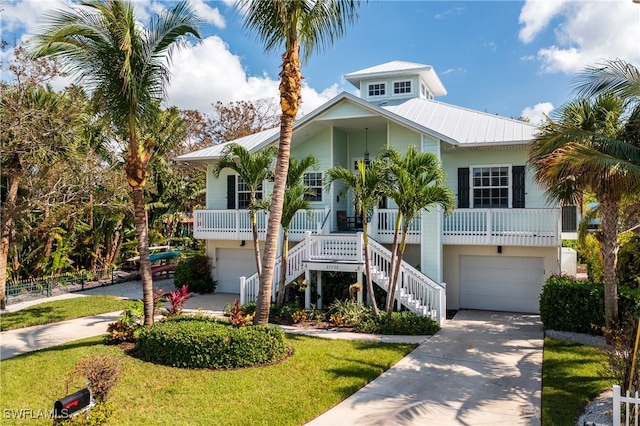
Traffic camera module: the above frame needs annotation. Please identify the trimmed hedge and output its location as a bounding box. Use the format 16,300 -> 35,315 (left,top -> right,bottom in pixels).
174,255 -> 216,294
135,316 -> 287,369
540,275 -> 640,334
356,311 -> 440,335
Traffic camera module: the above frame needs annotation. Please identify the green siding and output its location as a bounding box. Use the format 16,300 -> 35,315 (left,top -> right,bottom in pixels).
420,135 -> 443,282
442,147 -> 549,208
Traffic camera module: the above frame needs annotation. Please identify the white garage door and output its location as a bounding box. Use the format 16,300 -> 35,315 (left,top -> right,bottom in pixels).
216,249 -> 257,293
459,255 -> 544,313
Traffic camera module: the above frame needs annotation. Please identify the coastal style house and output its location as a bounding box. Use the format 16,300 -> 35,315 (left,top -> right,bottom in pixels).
178,61 -> 565,324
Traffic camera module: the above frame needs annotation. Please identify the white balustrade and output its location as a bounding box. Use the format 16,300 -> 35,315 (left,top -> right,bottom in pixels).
370,209 -> 421,244
442,208 -> 560,246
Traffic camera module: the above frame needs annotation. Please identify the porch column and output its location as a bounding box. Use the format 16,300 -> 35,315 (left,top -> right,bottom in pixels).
356,271 -> 364,305
304,269 -> 311,309
317,271 -> 323,309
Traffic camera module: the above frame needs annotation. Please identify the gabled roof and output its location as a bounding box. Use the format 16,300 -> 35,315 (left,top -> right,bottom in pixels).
344,61 -> 447,96
177,91 -> 537,162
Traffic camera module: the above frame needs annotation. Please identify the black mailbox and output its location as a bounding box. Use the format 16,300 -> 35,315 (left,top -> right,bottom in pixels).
54,388 -> 91,417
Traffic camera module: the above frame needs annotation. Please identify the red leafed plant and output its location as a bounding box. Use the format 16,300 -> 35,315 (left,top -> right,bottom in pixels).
165,285 -> 193,317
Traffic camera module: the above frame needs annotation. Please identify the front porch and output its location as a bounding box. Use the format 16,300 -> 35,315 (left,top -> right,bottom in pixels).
193,207 -> 561,246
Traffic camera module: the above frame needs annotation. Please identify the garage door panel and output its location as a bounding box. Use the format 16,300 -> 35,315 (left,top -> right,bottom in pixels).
217,249 -> 257,294
459,255 -> 544,314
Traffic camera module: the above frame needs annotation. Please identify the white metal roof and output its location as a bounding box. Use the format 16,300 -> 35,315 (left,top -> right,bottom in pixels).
382,97 -> 537,146
176,127 -> 280,162
344,61 -> 447,96
177,91 -> 538,162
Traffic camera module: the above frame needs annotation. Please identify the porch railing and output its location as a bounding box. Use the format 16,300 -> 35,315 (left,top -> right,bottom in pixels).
442,208 -> 561,246
194,208 -> 330,241
369,209 -> 421,244
369,239 -> 446,323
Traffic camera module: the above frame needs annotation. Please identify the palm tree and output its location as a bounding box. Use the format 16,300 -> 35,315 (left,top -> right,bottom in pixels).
529,93 -> 640,326
326,159 -> 387,316
31,0 -> 201,325
380,145 -> 454,314
237,0 -> 361,325
265,155 -> 318,307
576,59 -> 640,104
213,143 -> 277,278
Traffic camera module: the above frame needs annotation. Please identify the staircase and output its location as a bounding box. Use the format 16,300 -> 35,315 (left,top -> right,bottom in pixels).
239,232 -> 446,324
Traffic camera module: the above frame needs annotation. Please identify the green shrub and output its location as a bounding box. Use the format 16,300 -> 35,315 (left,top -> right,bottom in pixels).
618,235 -> 640,289
135,316 -> 287,369
328,300 -> 374,327
581,234 -> 603,283
355,311 -> 440,335
540,275 -> 640,334
174,255 -> 216,293
540,276 -> 605,334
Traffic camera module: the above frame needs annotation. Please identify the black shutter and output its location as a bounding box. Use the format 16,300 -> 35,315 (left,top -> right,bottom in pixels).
457,168 -> 470,208
227,175 -> 236,209
512,166 -> 526,208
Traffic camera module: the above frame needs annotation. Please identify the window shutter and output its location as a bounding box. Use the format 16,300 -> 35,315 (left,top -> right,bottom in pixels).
457,168 -> 470,208
512,166 -> 526,208
227,175 -> 236,209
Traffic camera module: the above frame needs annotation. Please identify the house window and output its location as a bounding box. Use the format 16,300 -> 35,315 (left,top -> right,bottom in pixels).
472,166 -> 509,208
368,82 -> 386,97
420,82 -> 433,100
303,172 -> 323,202
237,176 -> 262,209
393,80 -> 411,94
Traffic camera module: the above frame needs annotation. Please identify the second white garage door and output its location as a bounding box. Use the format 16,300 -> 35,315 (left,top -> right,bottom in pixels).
216,248 -> 258,294
459,255 -> 544,313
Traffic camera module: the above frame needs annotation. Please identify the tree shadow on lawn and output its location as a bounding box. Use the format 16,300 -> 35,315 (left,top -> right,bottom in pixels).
0,306 -> 61,331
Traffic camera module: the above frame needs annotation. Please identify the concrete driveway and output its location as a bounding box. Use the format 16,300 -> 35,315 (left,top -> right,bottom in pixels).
307,310 -> 543,426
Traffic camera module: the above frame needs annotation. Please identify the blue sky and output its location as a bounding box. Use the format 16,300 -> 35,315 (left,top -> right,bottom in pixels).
3,0 -> 639,123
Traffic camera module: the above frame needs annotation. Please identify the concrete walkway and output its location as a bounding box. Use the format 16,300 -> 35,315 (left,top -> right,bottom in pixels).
307,310 -> 543,426
0,282 -> 543,425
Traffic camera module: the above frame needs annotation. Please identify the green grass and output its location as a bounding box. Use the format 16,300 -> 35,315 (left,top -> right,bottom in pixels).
0,296 -> 132,331
0,334 -> 416,425
542,337 -> 615,425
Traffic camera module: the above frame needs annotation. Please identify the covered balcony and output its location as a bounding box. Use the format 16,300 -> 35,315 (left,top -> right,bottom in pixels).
193,207 -> 561,247
442,208 -> 561,246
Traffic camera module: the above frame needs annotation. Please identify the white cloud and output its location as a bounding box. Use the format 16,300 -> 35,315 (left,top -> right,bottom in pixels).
521,102 -> 554,124
519,0 -> 640,74
518,0 -> 568,44
442,67 -> 467,75
165,36 -> 337,115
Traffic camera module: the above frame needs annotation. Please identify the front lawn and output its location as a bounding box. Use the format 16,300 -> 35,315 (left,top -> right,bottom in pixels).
542,337 -> 615,425
0,296 -> 132,331
0,334 -> 416,425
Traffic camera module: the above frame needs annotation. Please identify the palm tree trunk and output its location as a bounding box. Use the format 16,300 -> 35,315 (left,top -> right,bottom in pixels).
0,157 -> 22,310
254,37 -> 301,325
385,212 -> 402,312
277,230 -> 289,307
132,186 -> 154,326
387,226 -> 409,315
250,208 -> 262,279
601,196 -> 620,326
363,224 -> 380,316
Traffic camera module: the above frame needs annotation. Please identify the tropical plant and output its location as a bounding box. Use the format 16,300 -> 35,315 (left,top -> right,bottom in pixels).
326,159 -> 388,316
237,0 -> 362,325
379,145 -> 454,314
0,44 -> 85,308
257,155 -> 319,306
529,92 -> 640,326
213,143 -> 277,278
576,59 -> 640,105
31,0 -> 201,325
